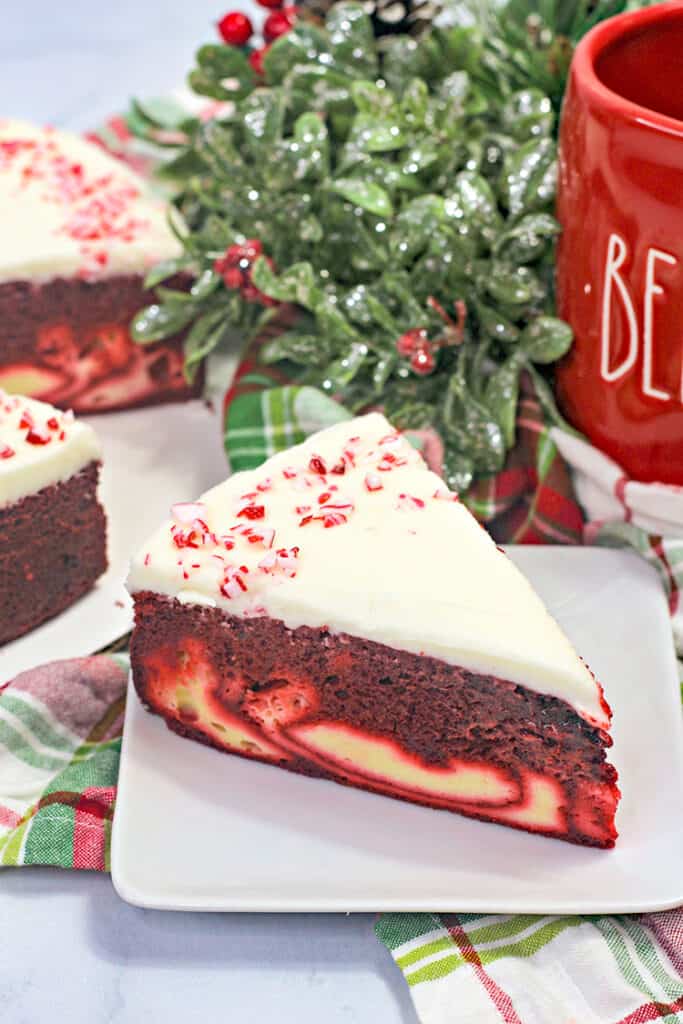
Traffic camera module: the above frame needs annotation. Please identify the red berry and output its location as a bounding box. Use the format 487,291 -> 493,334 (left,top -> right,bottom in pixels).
396,328 -> 427,357
256,0 -> 283,8
223,266 -> 244,290
217,11 -> 253,46
249,44 -> 270,76
263,7 -> 296,41
241,239 -> 263,262
410,347 -> 436,376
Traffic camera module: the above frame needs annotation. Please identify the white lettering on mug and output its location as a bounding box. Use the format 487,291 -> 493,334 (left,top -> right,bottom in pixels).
643,247 -> 677,401
600,232 -> 679,402
601,233 -> 639,383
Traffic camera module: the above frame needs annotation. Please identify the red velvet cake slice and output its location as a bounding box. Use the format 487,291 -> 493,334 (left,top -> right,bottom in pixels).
127,413 -> 620,847
0,119 -> 197,413
0,389 -> 107,645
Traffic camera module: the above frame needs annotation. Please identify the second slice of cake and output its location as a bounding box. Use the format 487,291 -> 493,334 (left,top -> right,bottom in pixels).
127,413 -> 620,847
1,389 -> 107,645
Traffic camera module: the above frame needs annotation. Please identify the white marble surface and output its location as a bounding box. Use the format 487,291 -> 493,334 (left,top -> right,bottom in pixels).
0,5 -> 417,1022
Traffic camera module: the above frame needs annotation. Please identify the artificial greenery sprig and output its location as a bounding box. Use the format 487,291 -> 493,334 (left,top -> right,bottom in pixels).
129,1 -> 633,490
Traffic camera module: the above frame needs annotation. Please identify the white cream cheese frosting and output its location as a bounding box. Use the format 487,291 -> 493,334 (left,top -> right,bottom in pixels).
0,389 -> 101,506
0,119 -> 182,283
127,413 -> 608,729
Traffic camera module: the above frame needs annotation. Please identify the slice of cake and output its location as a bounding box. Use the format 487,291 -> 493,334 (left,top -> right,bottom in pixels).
0,389 -> 107,645
128,413 -> 620,847
0,119 -> 197,413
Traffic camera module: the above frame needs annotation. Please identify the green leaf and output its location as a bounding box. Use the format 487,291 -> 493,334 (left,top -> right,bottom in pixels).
291,112 -> 330,180
501,89 -> 554,141
475,302 -> 520,344
155,286 -> 195,307
187,69 -> 235,102
299,215 -> 324,242
442,448 -> 475,494
437,70 -> 472,117
321,340 -> 370,392
486,262 -> 545,307
325,2 -> 377,76
262,23 -> 333,84
442,370 -> 506,473
193,213 -> 237,251
350,79 -> 395,115
390,194 -> 447,263
143,257 -> 192,289
448,170 -> 503,241
400,142 -> 440,177
241,89 -> 286,155
131,302 -> 195,344
328,178 -> 393,217
493,212 -> 560,263
520,315 -> 573,363
250,258 -> 316,306
348,113 -> 406,154
190,269 -> 221,300
190,44 -> 254,100
261,330 -> 331,366
372,353 -> 398,393
196,43 -> 254,81
400,78 -> 429,127
502,136 -> 557,217
183,307 -> 229,380
485,351 -> 525,447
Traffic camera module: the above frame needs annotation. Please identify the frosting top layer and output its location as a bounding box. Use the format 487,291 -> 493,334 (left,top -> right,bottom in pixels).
0,390 -> 102,506
0,119 -> 181,283
127,413 -> 609,728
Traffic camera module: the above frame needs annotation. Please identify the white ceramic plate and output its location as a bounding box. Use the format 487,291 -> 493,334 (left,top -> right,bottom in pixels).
0,398 -> 228,684
112,547 -> 683,914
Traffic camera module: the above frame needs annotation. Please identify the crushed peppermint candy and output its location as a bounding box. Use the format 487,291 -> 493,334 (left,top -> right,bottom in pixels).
0,390 -> 76,456
220,565 -> 250,599
258,546 -> 299,577
397,493 -> 426,511
237,503 -> 266,520
0,131 -> 155,277
144,418 -> 445,607
171,502 -> 208,524
377,452 -> 408,472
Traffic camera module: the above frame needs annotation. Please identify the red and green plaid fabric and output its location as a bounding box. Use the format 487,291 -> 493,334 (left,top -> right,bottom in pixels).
0,655 -> 126,868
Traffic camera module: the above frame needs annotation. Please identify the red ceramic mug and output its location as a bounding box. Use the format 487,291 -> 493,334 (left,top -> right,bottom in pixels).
556,1 -> 683,485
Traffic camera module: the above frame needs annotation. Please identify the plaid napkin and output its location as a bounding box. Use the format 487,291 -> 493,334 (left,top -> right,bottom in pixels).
0,654 -> 126,868
2,112 -> 681,1023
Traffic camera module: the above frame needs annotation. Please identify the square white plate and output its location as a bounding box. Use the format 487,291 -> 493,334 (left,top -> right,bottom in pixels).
111,547 -> 683,914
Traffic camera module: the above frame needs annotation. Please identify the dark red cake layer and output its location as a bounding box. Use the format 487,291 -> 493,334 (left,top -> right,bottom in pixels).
0,462 -> 107,645
130,592 -> 620,847
0,274 -> 200,413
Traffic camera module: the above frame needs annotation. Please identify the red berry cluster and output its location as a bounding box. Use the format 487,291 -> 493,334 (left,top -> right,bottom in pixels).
395,328 -> 436,376
217,3 -> 298,75
214,239 -> 279,307
395,300 -> 468,377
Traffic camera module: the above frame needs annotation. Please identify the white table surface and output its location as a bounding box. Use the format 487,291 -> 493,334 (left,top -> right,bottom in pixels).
0,4 -> 417,1022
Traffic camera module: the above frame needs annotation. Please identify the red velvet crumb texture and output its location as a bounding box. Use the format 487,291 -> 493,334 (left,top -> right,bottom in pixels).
0,274 -> 201,413
0,462 -> 107,645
